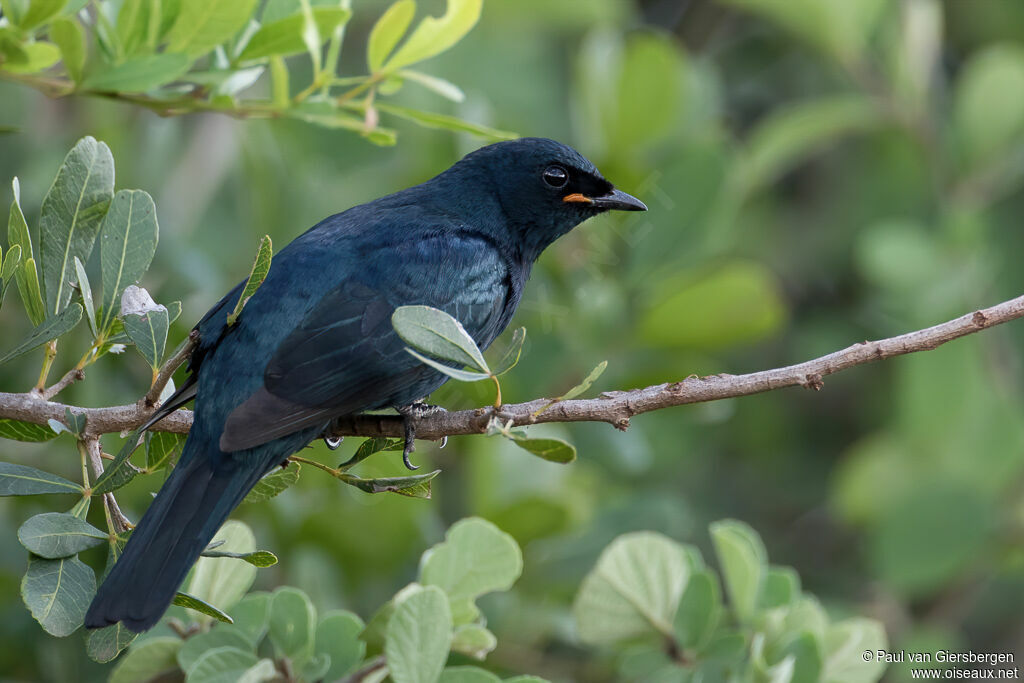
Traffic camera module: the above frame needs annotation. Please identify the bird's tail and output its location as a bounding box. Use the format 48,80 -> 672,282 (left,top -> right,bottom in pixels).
84,440 -> 279,632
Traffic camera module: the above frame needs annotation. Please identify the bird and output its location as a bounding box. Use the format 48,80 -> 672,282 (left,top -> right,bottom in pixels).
84,137 -> 646,632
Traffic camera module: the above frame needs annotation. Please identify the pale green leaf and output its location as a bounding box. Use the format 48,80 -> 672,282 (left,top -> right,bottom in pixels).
451,623 -> 496,660
243,462 -> 300,503
338,468 -> 440,499
72,256 -> 97,337
508,436 -> 576,464
86,622 -> 138,663
392,304 -> 489,373
97,189 -> 158,330
172,592 -> 234,624
49,17 -> 85,82
368,0 -> 416,72
386,584 -> 452,683
123,307 -> 169,369
954,44 -> 1024,166
491,327 -> 525,375
8,179 -> 45,324
399,69 -> 465,102
199,548 -> 278,568
186,646 -> 258,681
0,461 -> 81,495
19,0 -> 65,30
17,512 -> 107,558
573,531 -> 692,644
1,41 -> 60,73
226,234 -> 271,326
439,667 -> 501,683
186,520 -> 257,622
0,302 -> 82,366
238,6 -> 350,62
38,136 -> 114,315
558,360 -> 607,401
176,625 -> 254,673
109,637 -> 181,683
166,0 -> 258,56
268,586 -> 317,665
420,517 -> 523,603
406,348 -> 491,382
385,0 -> 482,70
317,610 -> 366,680
823,618 -> 888,683
710,519 -> 767,623
673,569 -> 722,650
115,0 -> 152,55
83,52 -> 192,91
21,554 -> 95,636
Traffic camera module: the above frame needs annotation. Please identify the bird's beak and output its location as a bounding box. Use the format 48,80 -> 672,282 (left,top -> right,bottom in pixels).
563,188 -> 647,212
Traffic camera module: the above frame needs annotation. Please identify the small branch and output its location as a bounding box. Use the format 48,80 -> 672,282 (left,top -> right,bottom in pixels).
340,656 -> 387,683
144,332 -> 198,407
0,295 -> 1020,442
83,437 -> 132,533
38,368 -> 86,401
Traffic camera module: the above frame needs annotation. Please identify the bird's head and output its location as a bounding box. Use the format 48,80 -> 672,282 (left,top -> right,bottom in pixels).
442,137 -> 647,261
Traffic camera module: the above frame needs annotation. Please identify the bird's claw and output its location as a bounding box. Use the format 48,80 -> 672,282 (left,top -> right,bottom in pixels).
396,402 -> 445,471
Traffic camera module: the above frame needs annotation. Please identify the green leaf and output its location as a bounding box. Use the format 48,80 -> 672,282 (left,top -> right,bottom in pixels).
760,566 -> 801,609
386,584 -> 453,683
399,69 -> 465,102
738,95 -> 881,195
145,430 -> 183,470
1,40 -> 60,73
72,256 -> 97,336
376,103 -> 518,141
86,622 -> 138,663
0,461 -> 81,495
0,418 -> 59,442
226,234 -> 271,326
115,0 -> 156,55
21,554 -> 95,636
96,188 -> 158,331
317,610 -> 366,680
38,136 -> 115,316
90,433 -> 140,494
491,327 -> 525,376
123,307 -> 169,368
176,625 -> 255,673
229,592 -> 271,643
638,261 -> 786,350
17,512 -> 107,558
823,618 -> 887,683
243,462 -> 299,503
339,436 -> 405,469
8,178 -> 45,324
0,302 -> 82,366
673,569 -> 722,650
559,360 -> 608,401
19,0 -> 65,31
166,0 -> 258,56
109,637 -> 182,683
187,520 -> 258,622
186,646 -> 258,681
268,586 -> 317,665
385,0 -> 482,70
173,592 -> 235,624
200,548 -> 278,568
238,659 -> 280,683
420,517 -> 523,603
573,531 -> 692,644
338,469 -> 440,499
83,52 -> 192,92
508,436 -> 576,464
440,667 -> 501,683
48,16 -> 84,81
710,519 -> 767,624
392,304 -> 490,373
238,6 -> 351,62
954,44 -> 1024,166
368,0 -> 416,72
406,348 -> 491,382
451,623 -> 496,660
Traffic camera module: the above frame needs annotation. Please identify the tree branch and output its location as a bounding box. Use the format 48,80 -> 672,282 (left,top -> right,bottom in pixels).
0,294 -> 1021,441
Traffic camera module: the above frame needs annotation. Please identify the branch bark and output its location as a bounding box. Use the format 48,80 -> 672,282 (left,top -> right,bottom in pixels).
0,294 -> 1021,441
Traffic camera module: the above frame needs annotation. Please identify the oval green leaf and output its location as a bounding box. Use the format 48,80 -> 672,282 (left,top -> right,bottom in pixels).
18,512 -> 107,558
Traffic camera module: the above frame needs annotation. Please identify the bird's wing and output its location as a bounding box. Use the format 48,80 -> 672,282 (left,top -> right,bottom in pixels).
219,232 -> 511,451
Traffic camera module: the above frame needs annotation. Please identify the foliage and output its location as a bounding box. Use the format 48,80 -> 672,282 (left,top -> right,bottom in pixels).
0,0 -> 516,145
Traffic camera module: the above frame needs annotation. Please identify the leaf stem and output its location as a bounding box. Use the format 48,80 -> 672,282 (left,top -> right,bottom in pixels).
491,374 -> 502,408
34,340 -> 58,392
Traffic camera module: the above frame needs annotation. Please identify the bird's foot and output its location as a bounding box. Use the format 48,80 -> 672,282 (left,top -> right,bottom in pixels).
395,402 -> 445,471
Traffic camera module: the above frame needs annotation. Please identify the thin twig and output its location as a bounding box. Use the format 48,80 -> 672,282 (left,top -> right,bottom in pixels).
341,656 -> 387,683
84,437 -> 133,533
0,294 -> 1020,441
144,332 -> 198,407
37,368 -> 86,401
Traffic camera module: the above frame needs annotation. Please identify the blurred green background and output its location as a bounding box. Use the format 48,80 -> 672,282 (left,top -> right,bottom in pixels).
2,0 -> 1024,680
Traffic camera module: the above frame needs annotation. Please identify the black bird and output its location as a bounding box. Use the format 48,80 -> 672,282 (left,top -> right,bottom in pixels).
84,137 -> 646,632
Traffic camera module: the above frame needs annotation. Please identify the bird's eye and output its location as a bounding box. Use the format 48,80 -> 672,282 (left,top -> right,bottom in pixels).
542,165 -> 568,188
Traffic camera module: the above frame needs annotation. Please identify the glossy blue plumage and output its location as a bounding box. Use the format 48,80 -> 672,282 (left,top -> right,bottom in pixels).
84,138 -> 645,631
